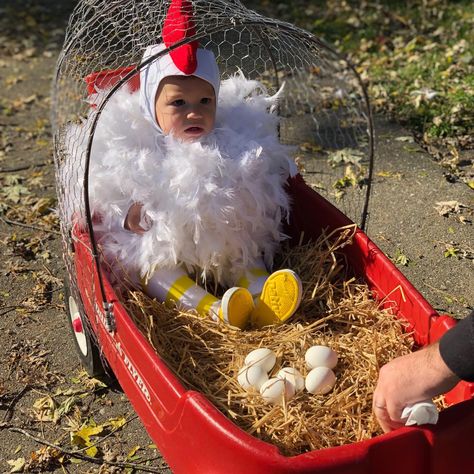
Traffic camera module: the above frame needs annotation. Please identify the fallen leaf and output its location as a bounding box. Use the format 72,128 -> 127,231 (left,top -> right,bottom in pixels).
394,136 -> 414,143
55,395 -> 79,420
107,416 -> 126,430
327,148 -> 364,167
444,246 -> 459,258
25,446 -> 62,470
127,445 -> 142,460
85,446 -> 98,458
299,142 -> 322,153
376,170 -> 403,179
32,395 -> 56,422
394,248 -> 410,266
11,94 -> 37,110
402,145 -> 420,152
32,197 -> 55,216
5,75 -> 24,87
1,183 -> 30,203
434,200 -> 465,216
7,457 -> 25,473
71,422 -> 104,451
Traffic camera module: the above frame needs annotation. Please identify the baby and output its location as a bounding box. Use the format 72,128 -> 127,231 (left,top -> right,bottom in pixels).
116,42 -> 303,330
62,0 -> 305,329
60,0 -> 304,330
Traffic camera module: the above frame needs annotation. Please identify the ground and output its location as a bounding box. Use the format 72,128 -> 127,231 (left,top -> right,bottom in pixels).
0,2 -> 172,472
0,1 -> 472,473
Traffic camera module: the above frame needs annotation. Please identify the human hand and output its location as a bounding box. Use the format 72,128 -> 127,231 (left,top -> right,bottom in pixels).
124,202 -> 151,234
373,342 -> 460,433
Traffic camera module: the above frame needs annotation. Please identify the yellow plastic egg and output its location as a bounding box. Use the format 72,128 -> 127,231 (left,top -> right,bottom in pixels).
244,348 -> 276,373
305,367 -> 336,395
237,364 -> 268,391
305,345 -> 338,370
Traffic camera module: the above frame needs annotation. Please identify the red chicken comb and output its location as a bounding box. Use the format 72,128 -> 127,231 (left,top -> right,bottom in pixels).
162,0 -> 198,74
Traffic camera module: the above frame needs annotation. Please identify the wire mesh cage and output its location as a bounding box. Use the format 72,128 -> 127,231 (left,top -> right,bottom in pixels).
52,0 -> 374,342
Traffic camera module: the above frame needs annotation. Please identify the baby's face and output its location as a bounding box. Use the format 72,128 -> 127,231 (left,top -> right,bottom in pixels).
155,75 -> 216,141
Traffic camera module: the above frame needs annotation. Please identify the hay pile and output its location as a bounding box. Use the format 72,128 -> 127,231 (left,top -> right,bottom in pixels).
124,225 -> 416,455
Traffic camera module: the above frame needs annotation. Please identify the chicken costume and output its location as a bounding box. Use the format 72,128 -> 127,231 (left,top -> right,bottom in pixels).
64,0 -> 302,328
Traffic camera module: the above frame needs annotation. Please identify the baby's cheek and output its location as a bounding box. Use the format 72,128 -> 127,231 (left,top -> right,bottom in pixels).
159,114 -> 175,135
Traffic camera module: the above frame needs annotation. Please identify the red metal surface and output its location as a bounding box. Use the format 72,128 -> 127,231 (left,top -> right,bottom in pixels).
71,68 -> 474,473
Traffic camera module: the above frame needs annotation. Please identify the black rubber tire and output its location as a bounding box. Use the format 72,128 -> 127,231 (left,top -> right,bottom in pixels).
64,280 -> 107,378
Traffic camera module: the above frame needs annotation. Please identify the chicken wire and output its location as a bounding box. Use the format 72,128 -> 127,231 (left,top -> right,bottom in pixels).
52,0 -> 374,334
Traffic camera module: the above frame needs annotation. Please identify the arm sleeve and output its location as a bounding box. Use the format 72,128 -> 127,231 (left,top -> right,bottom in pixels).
439,310 -> 474,382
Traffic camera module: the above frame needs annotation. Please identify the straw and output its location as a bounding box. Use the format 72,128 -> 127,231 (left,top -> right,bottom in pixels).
123,225 -> 440,456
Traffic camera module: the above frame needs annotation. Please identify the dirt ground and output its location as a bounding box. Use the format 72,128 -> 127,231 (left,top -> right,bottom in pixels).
0,1 -> 472,473
0,1 -> 172,472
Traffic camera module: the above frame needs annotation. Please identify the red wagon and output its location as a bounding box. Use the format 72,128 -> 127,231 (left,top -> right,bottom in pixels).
52,1 -> 474,472
67,170 -> 474,473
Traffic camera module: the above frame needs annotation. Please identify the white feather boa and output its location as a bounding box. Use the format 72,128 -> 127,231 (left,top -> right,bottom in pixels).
62,74 -> 297,286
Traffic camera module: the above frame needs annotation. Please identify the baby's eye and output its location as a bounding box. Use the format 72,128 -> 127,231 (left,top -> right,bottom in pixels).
171,99 -> 185,106
201,97 -> 212,104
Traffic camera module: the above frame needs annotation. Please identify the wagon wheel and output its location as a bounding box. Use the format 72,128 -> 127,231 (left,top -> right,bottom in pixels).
64,280 -> 107,378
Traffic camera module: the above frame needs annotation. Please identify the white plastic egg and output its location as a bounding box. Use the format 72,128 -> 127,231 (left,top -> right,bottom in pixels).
237,364 -> 268,391
260,377 -> 288,404
305,345 -> 338,370
244,348 -> 276,373
277,367 -> 305,393
305,367 -> 336,395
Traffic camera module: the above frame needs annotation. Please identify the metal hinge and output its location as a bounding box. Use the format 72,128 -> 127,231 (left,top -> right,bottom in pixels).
103,301 -> 116,333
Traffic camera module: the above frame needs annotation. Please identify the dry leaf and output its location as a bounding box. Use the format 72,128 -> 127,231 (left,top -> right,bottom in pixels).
434,200 -> 466,216
7,457 -> 25,473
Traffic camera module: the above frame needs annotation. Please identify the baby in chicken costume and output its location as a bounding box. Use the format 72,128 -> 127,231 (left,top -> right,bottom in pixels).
81,0 -> 302,329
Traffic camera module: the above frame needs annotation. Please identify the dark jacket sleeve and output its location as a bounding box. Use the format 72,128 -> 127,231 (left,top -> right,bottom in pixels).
439,310 -> 474,382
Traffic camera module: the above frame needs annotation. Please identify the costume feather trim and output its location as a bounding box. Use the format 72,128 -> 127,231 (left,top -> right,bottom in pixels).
61,73 -> 297,287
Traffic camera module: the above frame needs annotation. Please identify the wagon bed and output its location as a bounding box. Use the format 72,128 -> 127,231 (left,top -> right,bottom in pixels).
69,174 -> 474,473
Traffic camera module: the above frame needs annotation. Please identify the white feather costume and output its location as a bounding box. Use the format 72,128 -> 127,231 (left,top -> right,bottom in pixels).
62,74 -> 297,287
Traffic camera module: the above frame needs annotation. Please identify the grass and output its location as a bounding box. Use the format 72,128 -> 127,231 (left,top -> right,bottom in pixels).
246,0 -> 474,150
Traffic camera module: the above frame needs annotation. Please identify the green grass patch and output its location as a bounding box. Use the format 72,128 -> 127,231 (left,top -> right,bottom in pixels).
246,0 -> 474,147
